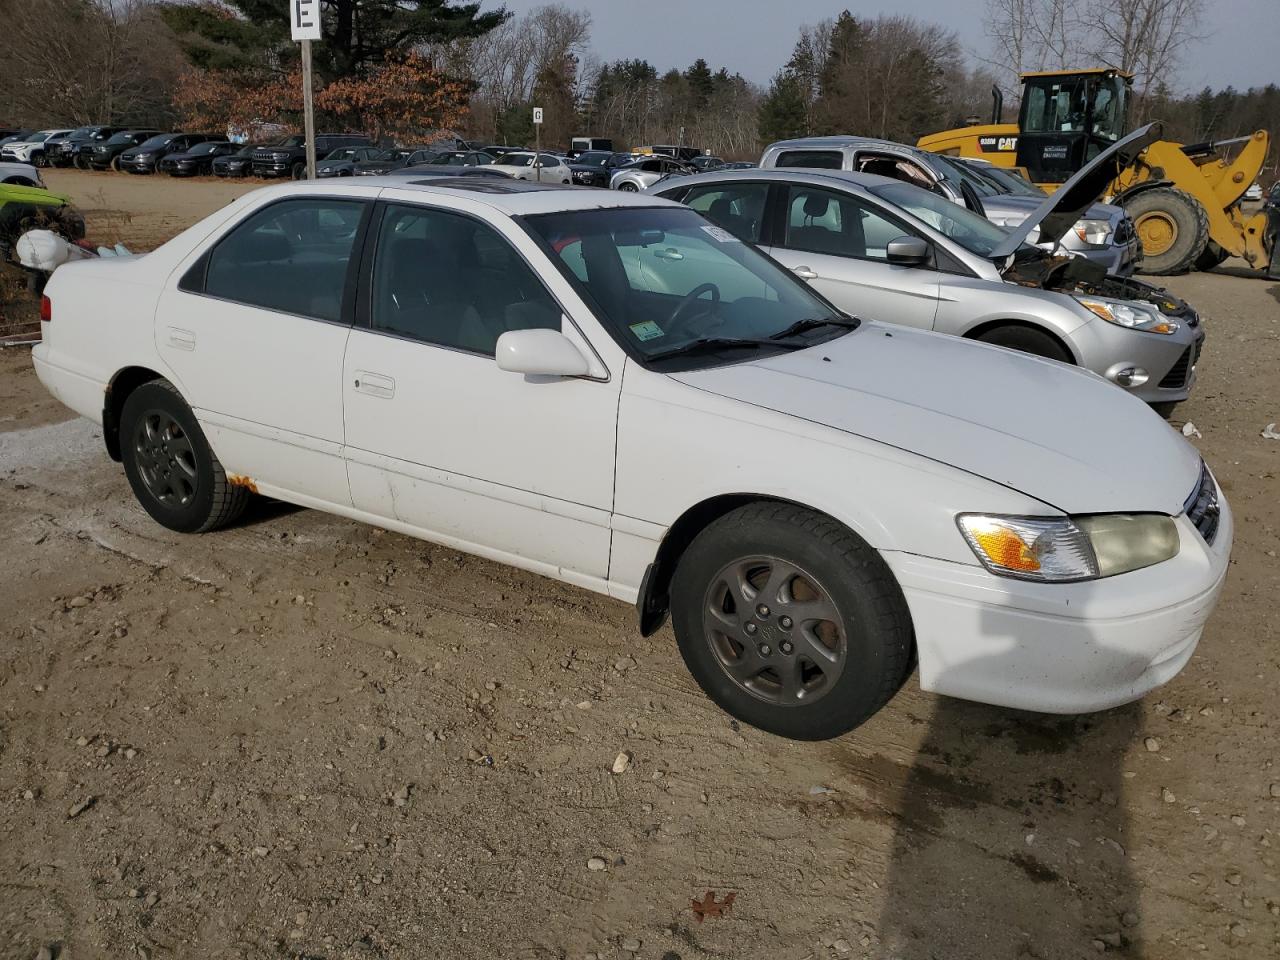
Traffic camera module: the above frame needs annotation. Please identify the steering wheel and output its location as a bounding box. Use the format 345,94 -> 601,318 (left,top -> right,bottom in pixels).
669,282 -> 721,330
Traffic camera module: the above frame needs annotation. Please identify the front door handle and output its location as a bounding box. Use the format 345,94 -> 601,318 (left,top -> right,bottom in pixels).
166,326 -> 196,350
353,371 -> 395,399
792,265 -> 818,280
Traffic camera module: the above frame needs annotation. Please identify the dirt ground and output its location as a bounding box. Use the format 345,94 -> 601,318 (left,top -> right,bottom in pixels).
1,170 -> 1278,960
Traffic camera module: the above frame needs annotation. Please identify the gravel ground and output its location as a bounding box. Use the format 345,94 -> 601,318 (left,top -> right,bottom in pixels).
1,171 -> 1278,960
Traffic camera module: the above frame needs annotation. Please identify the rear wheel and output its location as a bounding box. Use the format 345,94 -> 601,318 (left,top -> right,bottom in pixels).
670,503 -> 914,740
975,324 -> 1073,364
73,153 -> 89,170
1125,187 -> 1209,275
120,380 -> 250,534
291,161 -> 306,180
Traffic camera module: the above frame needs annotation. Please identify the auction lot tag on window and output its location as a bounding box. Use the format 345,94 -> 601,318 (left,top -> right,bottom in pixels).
701,225 -> 739,243
629,320 -> 665,341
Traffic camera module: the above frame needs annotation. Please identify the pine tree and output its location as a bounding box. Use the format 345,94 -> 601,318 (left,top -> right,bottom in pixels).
758,72 -> 809,143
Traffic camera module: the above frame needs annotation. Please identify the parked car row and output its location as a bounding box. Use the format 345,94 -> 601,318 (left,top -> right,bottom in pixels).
32,125 -> 1231,740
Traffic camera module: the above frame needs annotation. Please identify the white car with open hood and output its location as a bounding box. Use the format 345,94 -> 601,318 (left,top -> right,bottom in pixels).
31,175 -> 1232,740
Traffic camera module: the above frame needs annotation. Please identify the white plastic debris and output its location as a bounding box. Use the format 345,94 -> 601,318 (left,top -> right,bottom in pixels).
15,230 -> 92,271
1181,422 -> 1202,439
1262,423 -> 1280,440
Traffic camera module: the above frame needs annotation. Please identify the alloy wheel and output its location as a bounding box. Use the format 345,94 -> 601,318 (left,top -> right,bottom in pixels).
702,556 -> 847,706
132,410 -> 199,507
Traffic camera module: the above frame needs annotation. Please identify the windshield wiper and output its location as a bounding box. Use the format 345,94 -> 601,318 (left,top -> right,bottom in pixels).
646,336 -> 809,363
768,316 -> 860,341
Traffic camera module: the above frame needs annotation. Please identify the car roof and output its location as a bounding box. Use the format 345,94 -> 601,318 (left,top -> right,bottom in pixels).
282,176 -> 680,216
764,135 -> 924,154
648,167 -> 906,193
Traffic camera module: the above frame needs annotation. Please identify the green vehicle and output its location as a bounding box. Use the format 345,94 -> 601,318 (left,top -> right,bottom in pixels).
0,182 -> 84,260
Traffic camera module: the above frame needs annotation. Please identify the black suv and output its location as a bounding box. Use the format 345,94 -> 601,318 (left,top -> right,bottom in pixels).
88,130 -> 161,171
48,126 -> 125,168
211,144 -> 258,178
252,133 -> 374,179
119,132 -> 219,174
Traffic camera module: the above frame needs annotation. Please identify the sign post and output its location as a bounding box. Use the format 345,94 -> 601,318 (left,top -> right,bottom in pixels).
290,0 -> 322,180
532,106 -> 543,182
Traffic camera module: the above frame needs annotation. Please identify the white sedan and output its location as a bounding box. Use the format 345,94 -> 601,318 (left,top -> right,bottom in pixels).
32,178 -> 1232,740
485,151 -> 572,184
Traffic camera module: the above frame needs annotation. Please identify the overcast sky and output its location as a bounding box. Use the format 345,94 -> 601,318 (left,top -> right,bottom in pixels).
480,0 -> 1275,94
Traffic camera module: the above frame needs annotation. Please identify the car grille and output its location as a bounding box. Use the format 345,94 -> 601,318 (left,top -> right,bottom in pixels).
1158,338 -> 1203,389
1114,217 -> 1135,245
1184,464 -> 1221,545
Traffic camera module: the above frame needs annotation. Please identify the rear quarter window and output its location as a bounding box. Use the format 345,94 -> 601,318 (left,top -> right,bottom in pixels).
774,150 -> 845,170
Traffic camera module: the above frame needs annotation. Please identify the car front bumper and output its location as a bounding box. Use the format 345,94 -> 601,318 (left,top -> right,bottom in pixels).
884,492 -> 1232,714
253,162 -> 295,178
118,157 -> 157,173
1071,314 -> 1204,404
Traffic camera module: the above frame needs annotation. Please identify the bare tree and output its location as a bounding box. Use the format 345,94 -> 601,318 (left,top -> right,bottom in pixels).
983,0 -> 1085,82
1082,0 -> 1206,117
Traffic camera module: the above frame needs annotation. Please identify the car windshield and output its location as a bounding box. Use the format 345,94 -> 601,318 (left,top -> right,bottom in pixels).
273,135 -> 305,148
375,149 -> 410,161
325,148 -> 358,161
932,154 -> 1002,198
524,206 -> 849,366
137,135 -> 175,150
577,151 -> 611,167
106,132 -> 138,145
502,153 -> 536,167
965,163 -> 1046,198
870,181 -> 1022,258
188,142 -> 225,156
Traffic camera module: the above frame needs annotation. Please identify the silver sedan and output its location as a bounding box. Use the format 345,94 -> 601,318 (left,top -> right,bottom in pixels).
650,163 -> 1203,412
610,156 -> 695,192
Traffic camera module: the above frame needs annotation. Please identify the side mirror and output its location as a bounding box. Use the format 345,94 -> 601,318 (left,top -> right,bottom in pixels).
495,329 -> 590,378
886,236 -> 931,267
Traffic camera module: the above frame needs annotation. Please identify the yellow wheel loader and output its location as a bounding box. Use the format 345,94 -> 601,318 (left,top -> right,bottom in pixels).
918,68 -> 1277,276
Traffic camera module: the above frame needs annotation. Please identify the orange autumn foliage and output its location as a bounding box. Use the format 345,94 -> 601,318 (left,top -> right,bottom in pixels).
173,52 -> 470,141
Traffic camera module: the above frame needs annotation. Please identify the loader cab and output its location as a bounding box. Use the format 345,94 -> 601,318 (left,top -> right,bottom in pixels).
1016,69 -> 1132,184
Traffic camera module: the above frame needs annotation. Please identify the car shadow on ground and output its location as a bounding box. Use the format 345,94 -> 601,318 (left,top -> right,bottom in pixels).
874,694 -> 1141,959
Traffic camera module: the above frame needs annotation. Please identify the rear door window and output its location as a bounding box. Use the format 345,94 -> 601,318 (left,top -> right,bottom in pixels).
682,183 -> 770,243
203,199 -> 366,322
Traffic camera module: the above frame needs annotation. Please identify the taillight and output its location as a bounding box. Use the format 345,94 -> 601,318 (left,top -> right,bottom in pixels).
40,295 -> 52,322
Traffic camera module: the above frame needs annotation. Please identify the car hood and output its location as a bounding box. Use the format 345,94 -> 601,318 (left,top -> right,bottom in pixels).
990,123 -> 1162,257
669,322 -> 1201,516
983,193 -> 1123,230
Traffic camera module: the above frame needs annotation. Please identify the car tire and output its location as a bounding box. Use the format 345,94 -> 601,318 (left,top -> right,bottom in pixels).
1125,187 -> 1209,275
669,502 -> 914,740
73,154 -> 89,170
975,324 -> 1073,364
291,161 -> 306,180
618,182 -> 638,192
120,380 -> 251,534
110,156 -> 121,172
31,153 -> 47,168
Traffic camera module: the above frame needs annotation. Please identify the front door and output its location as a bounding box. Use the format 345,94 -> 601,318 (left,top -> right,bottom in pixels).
155,195 -> 368,506
766,184 -> 941,330
340,199 -> 619,584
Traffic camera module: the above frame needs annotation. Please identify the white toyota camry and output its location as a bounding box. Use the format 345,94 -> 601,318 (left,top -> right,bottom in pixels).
31,177 -> 1232,740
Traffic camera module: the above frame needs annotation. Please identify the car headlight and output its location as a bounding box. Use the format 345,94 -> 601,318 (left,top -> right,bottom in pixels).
957,513 -> 1179,581
1075,296 -> 1179,335
1073,218 -> 1113,246
134,152 -> 152,160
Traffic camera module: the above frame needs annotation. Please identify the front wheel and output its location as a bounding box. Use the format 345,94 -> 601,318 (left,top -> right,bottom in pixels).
975,324 -> 1073,364
31,153 -> 47,168
120,380 -> 250,534
291,161 -> 306,180
1125,187 -> 1209,275
618,182 -> 638,192
73,154 -> 89,170
110,156 -> 122,172
670,503 -> 914,740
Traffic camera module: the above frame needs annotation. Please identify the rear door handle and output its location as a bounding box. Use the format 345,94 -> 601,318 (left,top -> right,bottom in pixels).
792,266 -> 818,280
353,371 -> 395,399
167,326 -> 196,350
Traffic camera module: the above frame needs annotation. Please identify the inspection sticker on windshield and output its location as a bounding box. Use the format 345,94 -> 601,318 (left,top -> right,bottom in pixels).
701,225 -> 739,243
629,320 -> 666,342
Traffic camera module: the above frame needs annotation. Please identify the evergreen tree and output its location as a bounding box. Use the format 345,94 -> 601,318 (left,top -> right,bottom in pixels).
758,71 -> 809,143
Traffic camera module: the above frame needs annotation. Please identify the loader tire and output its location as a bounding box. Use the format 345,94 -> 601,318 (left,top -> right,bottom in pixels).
1193,242 -> 1230,272
1126,187 -> 1209,275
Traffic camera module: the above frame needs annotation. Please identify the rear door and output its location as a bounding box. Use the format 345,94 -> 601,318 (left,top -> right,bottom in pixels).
764,184 -> 941,329
155,195 -> 369,506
